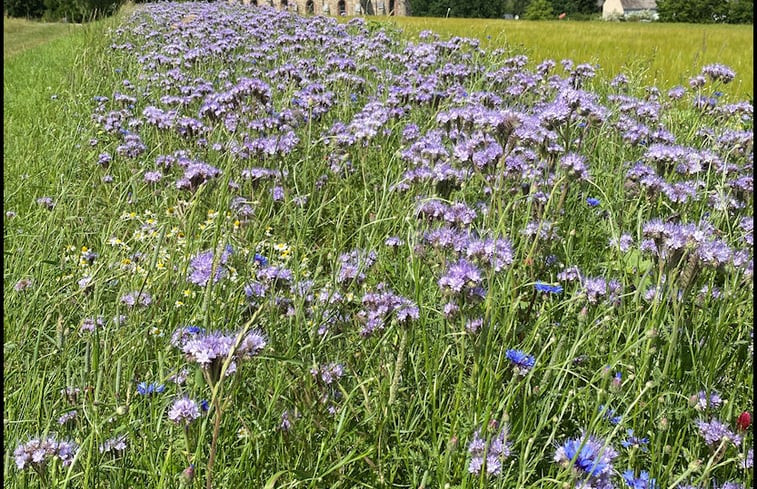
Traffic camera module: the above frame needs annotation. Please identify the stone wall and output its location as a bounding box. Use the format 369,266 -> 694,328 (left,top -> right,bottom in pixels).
237,0 -> 409,16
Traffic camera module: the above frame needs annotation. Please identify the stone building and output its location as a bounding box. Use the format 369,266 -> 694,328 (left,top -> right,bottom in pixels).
237,0 -> 410,16
601,0 -> 657,20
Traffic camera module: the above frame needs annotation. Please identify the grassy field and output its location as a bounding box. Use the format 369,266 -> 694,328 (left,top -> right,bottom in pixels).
3,17 -> 81,59
371,16 -> 754,100
4,3 -> 753,488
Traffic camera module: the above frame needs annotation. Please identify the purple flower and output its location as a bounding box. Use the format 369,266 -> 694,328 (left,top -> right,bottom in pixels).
99,435 -> 127,455
271,185 -> 285,202
168,397 -> 201,425
357,285 -> 419,336
692,390 -> 723,411
337,249 -> 377,284
311,363 -> 345,385
559,153 -> 590,180
438,259 -> 482,294
181,329 -> 267,385
696,418 -> 741,447
187,245 -> 233,287
58,410 -> 77,425
36,197 -> 55,210
465,317 -> 484,334
586,197 -> 600,207
170,326 -> 206,349
120,290 -> 152,307
14,278 -> 33,292
701,64 -> 736,84
144,171 -> 162,184
468,425 -> 512,476
385,236 -> 403,247
15,436 -> 78,470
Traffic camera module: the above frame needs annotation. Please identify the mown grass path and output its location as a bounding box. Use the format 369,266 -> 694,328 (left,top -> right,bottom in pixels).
3,17 -> 81,59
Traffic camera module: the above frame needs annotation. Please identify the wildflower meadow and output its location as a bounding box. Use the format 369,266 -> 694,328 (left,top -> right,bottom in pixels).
3,2 -> 753,488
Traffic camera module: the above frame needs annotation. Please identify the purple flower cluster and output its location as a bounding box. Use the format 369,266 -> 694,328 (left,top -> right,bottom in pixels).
310,363 -> 344,385
187,245 -> 233,286
14,435 -> 78,470
357,284 -> 419,336
99,435 -> 127,455
168,397 -> 201,425
695,418 -> 741,447
467,424 -> 512,476
180,328 -> 267,384
337,249 -> 377,284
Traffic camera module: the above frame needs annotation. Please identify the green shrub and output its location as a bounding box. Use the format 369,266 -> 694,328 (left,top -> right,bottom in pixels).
523,0 -> 554,20
5,0 -> 46,18
42,0 -> 122,22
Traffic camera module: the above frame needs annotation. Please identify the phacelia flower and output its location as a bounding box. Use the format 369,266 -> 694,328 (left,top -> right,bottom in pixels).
468,424 -> 512,476
187,245 -> 233,287
99,435 -> 127,455
696,418 -> 741,447
14,436 -> 78,470
168,397 -> 201,425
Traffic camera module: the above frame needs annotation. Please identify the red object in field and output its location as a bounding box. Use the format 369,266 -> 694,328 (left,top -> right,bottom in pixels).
559,12 -> 566,19
737,411 -> 751,431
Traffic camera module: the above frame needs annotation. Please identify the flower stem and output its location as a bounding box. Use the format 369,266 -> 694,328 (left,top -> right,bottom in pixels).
388,328 -> 408,407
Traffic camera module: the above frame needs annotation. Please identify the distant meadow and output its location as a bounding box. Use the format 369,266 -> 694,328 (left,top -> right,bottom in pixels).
3,2 -> 753,489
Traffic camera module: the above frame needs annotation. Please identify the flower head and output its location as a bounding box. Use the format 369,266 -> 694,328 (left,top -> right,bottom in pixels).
505,349 -> 535,376
168,397 -> 201,425
554,431 -> 617,481
468,425 -> 512,476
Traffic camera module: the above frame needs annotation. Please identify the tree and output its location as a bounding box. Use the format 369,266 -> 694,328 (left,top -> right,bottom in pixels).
5,0 -> 46,18
657,0 -> 729,23
726,0 -> 753,23
524,0 -> 555,19
409,0 -> 508,18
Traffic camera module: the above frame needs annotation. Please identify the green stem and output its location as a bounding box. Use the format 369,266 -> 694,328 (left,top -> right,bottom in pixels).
388,328 -> 408,407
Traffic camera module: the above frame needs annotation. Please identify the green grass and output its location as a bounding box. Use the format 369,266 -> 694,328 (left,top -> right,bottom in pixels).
365,16 -> 754,100
3,17 -> 82,59
4,4 -> 753,489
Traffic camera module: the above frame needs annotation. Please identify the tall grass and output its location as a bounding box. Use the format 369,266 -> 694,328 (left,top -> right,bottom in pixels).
369,16 -> 754,100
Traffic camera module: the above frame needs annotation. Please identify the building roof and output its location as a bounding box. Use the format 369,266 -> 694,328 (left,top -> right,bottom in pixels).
620,0 -> 657,9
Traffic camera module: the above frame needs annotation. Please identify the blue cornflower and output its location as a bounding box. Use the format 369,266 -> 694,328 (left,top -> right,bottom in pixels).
136,382 -> 165,396
599,404 -> 622,425
586,197 -> 601,207
554,432 -> 617,480
253,253 -> 268,267
620,429 -> 649,451
505,349 -> 535,376
534,282 -> 563,294
622,469 -> 657,489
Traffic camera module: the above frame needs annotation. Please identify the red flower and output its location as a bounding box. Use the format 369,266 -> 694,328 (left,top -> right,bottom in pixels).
737,411 -> 751,431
